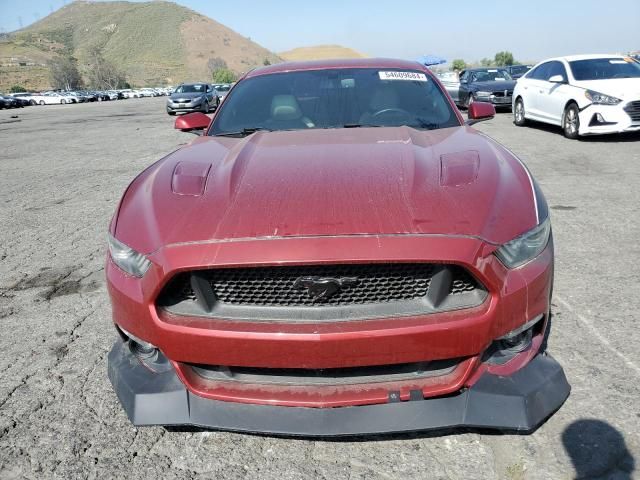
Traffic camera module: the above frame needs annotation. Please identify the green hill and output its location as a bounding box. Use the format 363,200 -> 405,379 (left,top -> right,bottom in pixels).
0,1 -> 281,90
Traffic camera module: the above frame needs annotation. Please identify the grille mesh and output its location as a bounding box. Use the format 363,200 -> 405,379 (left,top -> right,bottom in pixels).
624,101 -> 640,122
161,264 -> 479,308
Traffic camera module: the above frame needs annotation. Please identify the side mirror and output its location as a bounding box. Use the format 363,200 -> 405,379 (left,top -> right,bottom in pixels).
174,112 -> 210,134
548,75 -> 566,83
466,102 -> 496,125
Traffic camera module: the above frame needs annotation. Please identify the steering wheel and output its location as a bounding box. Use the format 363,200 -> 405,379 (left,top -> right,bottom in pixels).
371,108 -> 411,119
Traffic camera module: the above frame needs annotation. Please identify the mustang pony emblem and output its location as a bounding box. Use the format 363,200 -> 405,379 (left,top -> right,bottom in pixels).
293,276 -> 359,301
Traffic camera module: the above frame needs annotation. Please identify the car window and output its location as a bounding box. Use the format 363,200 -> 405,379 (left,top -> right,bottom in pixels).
470,69 -> 512,82
211,68 -> 460,135
528,62 -> 551,80
546,61 -> 568,81
569,58 -> 640,80
175,84 -> 206,93
459,71 -> 469,83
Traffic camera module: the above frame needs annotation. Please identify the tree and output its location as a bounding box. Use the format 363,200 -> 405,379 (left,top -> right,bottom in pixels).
207,57 -> 227,75
212,68 -> 237,84
263,58 -> 271,66
480,58 -> 493,67
451,59 -> 466,71
48,56 -> 83,90
494,51 -> 515,66
86,47 -> 127,89
9,85 -> 27,93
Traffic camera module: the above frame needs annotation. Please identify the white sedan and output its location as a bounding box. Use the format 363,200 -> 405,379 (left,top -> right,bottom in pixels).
28,92 -> 74,105
513,54 -> 640,138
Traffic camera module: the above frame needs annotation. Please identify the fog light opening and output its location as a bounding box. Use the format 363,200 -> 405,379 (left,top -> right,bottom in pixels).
484,314 -> 543,365
118,326 -> 158,359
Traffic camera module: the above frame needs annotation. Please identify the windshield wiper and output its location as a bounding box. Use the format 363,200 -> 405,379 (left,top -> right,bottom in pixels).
342,123 -> 382,128
214,127 -> 272,137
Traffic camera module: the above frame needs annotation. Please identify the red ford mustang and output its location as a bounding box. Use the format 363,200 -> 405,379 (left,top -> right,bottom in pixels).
106,58 -> 569,435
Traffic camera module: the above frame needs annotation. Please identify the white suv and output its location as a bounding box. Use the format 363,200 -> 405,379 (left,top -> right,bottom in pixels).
513,54 -> 640,138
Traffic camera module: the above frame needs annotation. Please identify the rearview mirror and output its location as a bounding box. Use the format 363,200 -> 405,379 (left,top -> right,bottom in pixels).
466,102 -> 496,125
548,75 -> 566,83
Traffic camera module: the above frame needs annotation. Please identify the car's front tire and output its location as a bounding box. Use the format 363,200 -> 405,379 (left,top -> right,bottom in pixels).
514,98 -> 527,126
562,103 -> 580,139
202,101 -> 209,113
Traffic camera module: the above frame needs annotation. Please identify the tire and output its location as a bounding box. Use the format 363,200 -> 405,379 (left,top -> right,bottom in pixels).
202,101 -> 209,113
514,97 -> 527,126
61,99 -> 66,104
167,111 -> 176,116
39,100 -> 45,106
465,93 -> 474,109
562,103 -> 580,139
30,100 -> 36,106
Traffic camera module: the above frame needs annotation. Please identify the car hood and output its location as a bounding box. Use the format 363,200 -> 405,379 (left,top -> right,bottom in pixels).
170,92 -> 204,100
469,80 -> 517,91
115,127 -> 538,253
573,78 -> 640,100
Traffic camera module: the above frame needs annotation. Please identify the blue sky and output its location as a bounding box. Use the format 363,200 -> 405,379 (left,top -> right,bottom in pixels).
1,0 -> 638,62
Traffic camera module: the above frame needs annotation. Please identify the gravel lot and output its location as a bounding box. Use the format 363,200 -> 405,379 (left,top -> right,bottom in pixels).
1,98 -> 639,479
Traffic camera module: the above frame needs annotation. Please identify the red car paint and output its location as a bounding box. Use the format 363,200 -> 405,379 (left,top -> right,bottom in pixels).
107,58 -> 552,408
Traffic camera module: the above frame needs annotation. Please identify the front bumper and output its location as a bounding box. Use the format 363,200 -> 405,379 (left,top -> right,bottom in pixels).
578,102 -> 640,135
108,337 -> 569,436
167,101 -> 204,113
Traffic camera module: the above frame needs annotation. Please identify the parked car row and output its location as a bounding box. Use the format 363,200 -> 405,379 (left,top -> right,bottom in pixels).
0,87 -> 175,108
435,54 -> 640,139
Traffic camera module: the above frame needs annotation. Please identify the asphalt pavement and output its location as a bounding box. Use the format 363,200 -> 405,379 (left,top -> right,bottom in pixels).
0,98 -> 638,479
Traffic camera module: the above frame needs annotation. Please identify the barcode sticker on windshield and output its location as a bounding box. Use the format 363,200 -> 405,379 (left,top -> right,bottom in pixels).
379,71 -> 428,82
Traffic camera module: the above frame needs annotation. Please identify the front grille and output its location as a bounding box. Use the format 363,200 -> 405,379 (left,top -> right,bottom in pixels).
492,90 -> 513,98
624,100 -> 640,122
157,263 -> 487,321
189,357 -> 462,386
192,264 -> 435,307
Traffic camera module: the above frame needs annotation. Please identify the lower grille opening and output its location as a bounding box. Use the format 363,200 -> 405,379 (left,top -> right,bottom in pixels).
157,263 -> 487,322
189,358 -> 462,387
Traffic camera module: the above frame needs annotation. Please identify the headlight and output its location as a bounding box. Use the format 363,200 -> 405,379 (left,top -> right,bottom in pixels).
475,91 -> 492,97
495,218 -> 551,269
584,90 -> 621,105
107,233 -> 151,277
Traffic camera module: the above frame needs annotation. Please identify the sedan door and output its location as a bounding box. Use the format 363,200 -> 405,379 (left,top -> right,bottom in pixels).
518,62 -> 552,119
536,61 -> 573,125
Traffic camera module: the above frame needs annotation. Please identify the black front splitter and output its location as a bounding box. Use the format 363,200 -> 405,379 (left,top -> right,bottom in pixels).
107,339 -> 570,437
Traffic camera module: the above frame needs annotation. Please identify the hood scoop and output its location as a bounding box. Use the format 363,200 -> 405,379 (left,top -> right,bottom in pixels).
440,151 -> 480,187
171,161 -> 211,196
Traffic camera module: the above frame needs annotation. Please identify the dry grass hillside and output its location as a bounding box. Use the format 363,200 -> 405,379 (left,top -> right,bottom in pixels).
0,1 -> 281,91
279,45 -> 367,61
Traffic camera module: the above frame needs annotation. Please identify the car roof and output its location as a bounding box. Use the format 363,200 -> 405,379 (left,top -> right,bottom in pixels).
464,67 -> 509,72
546,54 -> 625,62
245,58 -> 427,79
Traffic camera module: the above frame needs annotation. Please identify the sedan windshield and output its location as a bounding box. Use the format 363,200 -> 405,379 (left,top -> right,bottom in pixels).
175,84 -> 206,93
569,58 -> 640,80
211,68 -> 459,136
471,69 -> 512,82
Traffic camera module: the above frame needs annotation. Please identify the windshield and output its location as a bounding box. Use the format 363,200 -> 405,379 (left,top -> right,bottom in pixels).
175,84 -> 206,93
216,85 -> 231,92
569,58 -> 640,80
211,68 -> 459,136
471,69 -> 512,82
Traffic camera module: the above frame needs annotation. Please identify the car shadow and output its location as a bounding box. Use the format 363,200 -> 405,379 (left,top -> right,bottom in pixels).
518,119 -> 640,142
562,419 -> 635,479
